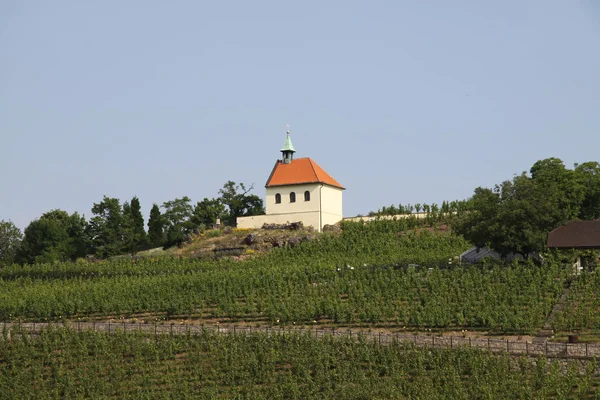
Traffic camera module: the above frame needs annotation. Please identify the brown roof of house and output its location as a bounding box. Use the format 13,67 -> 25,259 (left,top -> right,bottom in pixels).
265,157 -> 345,189
546,220 -> 600,248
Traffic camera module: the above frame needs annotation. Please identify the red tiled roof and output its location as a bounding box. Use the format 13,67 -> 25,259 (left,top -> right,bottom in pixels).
547,220 -> 600,248
265,157 -> 345,189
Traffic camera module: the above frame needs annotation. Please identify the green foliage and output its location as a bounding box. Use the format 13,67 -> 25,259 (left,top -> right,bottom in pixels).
17,210 -> 87,264
553,268 -> 600,333
0,226 -> 570,334
219,181 -> 265,226
129,196 -> 147,251
0,328 -> 594,399
191,197 -> 226,227
88,196 -> 126,258
575,161 -> 600,219
147,203 -> 165,248
454,158 -> 597,256
162,197 -> 195,249
0,220 -> 22,267
122,196 -> 147,255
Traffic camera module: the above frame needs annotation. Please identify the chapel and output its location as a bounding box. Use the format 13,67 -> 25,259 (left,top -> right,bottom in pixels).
236,129 -> 345,232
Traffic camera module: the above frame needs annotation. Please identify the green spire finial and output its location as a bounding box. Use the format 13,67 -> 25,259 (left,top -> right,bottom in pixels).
281,124 -> 295,164
281,124 -> 295,153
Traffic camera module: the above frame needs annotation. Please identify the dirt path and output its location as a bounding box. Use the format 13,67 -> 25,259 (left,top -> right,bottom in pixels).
534,277 -> 574,343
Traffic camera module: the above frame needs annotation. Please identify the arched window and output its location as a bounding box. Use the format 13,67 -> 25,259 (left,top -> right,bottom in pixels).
275,193 -> 281,204
290,192 -> 296,203
304,191 -> 311,201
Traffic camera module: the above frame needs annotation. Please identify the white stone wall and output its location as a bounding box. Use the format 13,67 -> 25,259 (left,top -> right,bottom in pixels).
320,185 -> 343,227
265,183 -> 321,215
239,183 -> 344,232
237,212 -> 321,230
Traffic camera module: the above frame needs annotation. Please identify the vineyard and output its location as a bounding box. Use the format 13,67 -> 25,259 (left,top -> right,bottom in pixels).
0,222 -> 578,334
553,271 -> 600,333
2,220 -> 600,397
0,327 -> 596,399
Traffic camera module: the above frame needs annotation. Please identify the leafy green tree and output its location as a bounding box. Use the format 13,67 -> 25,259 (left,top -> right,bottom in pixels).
218,181 -> 265,226
530,157 -> 584,222
454,158 -> 586,256
575,161 -> 600,220
162,197 -> 195,248
191,197 -> 226,227
147,203 -> 165,248
17,210 -> 87,264
0,220 -> 22,266
87,196 -> 125,258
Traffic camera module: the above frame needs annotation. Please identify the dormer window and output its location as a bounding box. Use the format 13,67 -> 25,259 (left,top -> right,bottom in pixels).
304,191 -> 310,201
290,192 -> 296,203
275,193 -> 281,204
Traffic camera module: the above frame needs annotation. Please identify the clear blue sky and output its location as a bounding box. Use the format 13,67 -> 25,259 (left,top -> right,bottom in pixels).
2,1 -> 599,230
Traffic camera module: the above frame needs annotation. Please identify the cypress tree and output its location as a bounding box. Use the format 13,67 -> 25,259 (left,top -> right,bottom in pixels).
147,203 -> 164,248
130,196 -> 147,250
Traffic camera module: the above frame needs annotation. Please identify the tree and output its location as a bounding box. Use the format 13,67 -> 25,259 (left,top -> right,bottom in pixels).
87,196 -> 125,258
0,220 -> 22,267
218,181 -> 265,226
454,158 -> 586,256
17,210 -> 87,264
130,196 -> 146,244
191,197 -> 226,227
147,203 -> 165,248
575,162 -> 600,220
162,197 -> 195,248
122,196 -> 147,255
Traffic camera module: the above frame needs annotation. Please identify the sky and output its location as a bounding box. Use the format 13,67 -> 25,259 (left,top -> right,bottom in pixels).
2,1 -> 600,230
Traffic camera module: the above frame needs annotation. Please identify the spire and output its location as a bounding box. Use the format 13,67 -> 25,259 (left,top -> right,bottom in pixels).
280,125 -> 295,164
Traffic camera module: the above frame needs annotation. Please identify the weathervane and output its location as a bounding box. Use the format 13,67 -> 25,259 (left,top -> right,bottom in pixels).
286,123 -> 290,133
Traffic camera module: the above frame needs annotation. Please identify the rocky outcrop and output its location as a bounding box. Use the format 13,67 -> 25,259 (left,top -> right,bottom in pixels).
322,224 -> 342,232
262,222 -> 304,231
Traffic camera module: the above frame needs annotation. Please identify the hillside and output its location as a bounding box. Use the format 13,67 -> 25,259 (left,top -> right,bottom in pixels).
127,222 -> 329,261
2,219 -> 599,398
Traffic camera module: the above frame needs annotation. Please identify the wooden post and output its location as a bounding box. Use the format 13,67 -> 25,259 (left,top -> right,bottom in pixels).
506,339 -> 509,353
526,341 -> 528,355
586,343 -> 589,358
451,336 -> 453,349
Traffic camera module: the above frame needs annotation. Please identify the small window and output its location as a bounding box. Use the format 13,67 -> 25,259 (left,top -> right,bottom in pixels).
290,192 -> 296,203
304,191 -> 311,201
275,193 -> 281,204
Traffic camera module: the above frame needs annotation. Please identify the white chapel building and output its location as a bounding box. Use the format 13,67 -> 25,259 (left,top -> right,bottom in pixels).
236,130 -> 345,232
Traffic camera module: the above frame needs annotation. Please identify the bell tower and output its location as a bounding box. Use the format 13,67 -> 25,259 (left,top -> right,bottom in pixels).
280,125 -> 295,164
